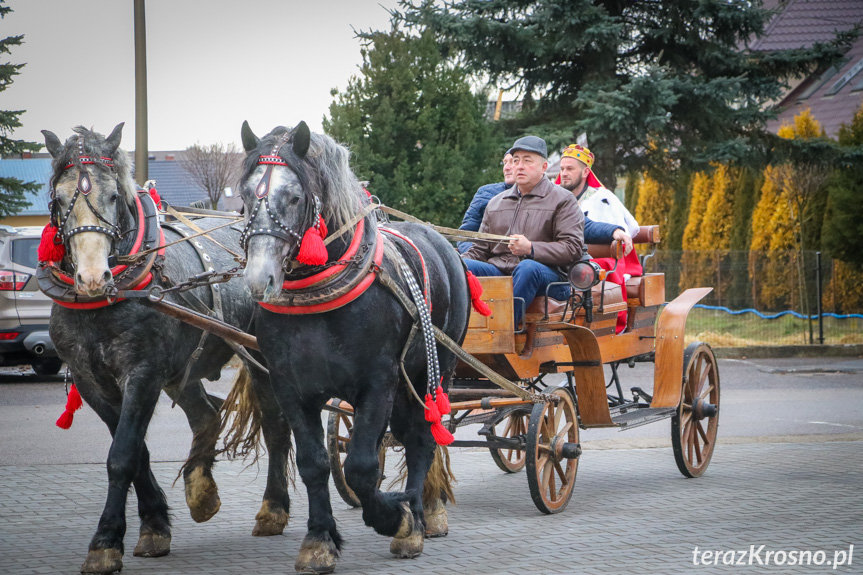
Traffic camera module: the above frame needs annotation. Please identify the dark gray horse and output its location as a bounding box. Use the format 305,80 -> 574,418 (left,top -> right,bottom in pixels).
40,125 -> 293,575
239,121 -> 471,573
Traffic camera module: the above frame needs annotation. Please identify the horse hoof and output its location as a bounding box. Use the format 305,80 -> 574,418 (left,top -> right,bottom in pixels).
390,526 -> 424,559
253,500 -> 289,536
80,548 -> 123,574
424,499 -> 448,538
294,536 -> 338,574
133,532 -> 171,557
185,467 -> 221,523
393,502 -> 414,539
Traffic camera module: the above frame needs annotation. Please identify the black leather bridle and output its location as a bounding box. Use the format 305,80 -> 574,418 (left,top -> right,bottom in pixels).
50,137 -> 123,250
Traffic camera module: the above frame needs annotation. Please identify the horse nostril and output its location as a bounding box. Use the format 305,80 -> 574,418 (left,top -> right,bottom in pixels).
76,273 -> 84,286
102,270 -> 112,284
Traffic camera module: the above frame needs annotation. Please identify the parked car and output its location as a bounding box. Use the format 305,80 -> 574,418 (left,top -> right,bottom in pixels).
0,225 -> 63,375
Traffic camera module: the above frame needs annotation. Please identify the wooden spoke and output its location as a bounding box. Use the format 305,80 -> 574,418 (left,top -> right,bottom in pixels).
672,344 -> 721,478
326,402 -> 389,508
489,410 -> 530,473
526,388 -> 578,514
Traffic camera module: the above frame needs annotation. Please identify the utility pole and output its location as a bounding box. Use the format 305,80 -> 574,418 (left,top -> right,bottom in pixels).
134,0 -> 148,186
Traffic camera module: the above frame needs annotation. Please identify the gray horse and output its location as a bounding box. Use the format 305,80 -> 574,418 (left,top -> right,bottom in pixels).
41,124 -> 292,574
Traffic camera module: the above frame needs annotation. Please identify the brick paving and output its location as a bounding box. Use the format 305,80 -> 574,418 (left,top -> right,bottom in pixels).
1,441 -> 860,574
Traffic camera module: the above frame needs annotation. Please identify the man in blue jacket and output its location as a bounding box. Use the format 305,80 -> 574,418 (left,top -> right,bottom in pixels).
457,152 -> 514,252
458,150 -> 629,253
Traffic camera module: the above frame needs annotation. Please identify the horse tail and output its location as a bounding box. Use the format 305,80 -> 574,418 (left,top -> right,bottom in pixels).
218,364 -> 264,463
423,445 -> 457,506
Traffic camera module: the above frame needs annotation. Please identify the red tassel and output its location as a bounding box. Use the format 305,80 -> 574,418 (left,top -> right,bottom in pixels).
56,383 -> 82,430
430,421 -> 454,445
466,271 -> 492,316
37,224 -> 65,263
424,393 -> 441,423
435,386 -> 450,415
148,187 -> 162,210
296,216 -> 328,266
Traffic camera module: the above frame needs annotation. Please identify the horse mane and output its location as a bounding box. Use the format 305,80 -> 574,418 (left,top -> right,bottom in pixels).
242,126 -> 364,234
49,126 -> 137,207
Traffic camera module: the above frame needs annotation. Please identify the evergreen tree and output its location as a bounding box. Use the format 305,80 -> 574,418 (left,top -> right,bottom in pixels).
822,103 -> 863,270
397,0 -> 855,184
0,1 -> 40,218
324,27 -> 499,228
682,172 -> 711,251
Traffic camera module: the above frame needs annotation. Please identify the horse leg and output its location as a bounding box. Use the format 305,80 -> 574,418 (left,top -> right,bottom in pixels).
167,379 -> 222,523
77,375 -> 168,574
386,394 -> 444,556
283,396 -> 341,574
343,393 -> 422,557
248,365 -> 292,536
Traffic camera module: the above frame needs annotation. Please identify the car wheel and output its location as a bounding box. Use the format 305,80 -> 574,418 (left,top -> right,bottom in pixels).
32,358 -> 63,376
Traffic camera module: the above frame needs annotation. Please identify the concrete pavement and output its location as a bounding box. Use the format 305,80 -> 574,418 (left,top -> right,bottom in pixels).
0,440 -> 860,574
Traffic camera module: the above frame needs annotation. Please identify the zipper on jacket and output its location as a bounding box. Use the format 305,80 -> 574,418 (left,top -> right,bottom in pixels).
506,193 -> 525,236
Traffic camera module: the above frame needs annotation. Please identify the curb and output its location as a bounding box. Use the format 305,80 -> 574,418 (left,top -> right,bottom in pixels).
713,343 -> 863,359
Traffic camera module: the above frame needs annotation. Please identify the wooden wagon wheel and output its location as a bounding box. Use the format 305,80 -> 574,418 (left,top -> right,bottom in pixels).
489,409 -> 531,473
526,387 -> 580,514
671,342 -> 720,478
325,399 -> 388,508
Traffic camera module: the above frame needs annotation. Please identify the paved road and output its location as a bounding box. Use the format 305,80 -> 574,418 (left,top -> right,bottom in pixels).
0,356 -> 861,574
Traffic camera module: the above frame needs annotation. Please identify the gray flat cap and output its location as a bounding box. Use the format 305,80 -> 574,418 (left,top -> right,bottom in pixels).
507,135 -> 547,158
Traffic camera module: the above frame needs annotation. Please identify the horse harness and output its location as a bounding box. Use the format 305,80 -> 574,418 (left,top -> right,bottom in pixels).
37,189 -> 165,309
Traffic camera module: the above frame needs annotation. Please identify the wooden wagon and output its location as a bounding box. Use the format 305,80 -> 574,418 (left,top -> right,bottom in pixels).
326,226 -> 720,514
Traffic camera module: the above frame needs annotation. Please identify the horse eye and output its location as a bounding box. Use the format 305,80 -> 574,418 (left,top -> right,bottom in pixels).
110,193 -> 119,202
289,197 -> 300,205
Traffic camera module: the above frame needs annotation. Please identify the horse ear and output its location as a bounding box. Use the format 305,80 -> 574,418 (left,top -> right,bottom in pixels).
104,123 -> 125,156
241,121 -> 260,152
292,121 -> 310,159
41,130 -> 64,159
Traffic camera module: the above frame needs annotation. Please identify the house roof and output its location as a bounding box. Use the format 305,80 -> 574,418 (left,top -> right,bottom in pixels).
751,0 -> 863,137
142,160 -> 213,208
750,0 -> 863,51
0,158 -> 53,216
0,156 -> 228,216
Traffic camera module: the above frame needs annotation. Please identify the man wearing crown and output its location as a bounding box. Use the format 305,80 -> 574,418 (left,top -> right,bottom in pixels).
558,144 -> 642,333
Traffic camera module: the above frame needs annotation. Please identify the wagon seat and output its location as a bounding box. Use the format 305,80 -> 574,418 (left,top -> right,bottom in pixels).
523,226 -> 662,335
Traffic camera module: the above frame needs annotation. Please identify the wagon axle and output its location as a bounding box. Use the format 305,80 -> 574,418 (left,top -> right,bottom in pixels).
550,436 -> 582,460
691,397 -> 718,420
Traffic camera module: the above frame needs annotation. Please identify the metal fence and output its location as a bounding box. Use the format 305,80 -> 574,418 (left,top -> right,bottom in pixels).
642,250 -> 863,346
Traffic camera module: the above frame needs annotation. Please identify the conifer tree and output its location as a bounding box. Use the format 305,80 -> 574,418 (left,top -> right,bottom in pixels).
324,27 -> 498,228
397,0 -> 855,184
0,0 -> 40,218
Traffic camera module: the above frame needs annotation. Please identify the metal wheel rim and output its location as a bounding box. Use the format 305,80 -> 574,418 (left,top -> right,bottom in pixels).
489,410 -> 530,473
326,403 -> 362,508
672,343 -> 720,478
526,388 -> 579,514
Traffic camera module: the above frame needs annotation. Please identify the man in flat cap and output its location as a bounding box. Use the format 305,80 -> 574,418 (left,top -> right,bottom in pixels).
461,135 -> 584,324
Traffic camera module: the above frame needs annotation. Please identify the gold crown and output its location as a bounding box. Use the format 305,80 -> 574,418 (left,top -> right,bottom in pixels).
562,144 -> 594,168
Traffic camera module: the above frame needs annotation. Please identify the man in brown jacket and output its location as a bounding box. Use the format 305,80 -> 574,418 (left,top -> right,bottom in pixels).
462,135 -> 584,323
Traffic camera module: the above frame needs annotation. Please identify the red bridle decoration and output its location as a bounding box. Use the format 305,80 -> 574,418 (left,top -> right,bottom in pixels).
56,383 -> 83,429
296,215 -> 328,266
466,271 -> 492,316
37,224 -> 65,262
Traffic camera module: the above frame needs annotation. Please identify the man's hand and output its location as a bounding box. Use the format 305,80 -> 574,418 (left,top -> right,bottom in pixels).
508,234 -> 532,257
612,228 -> 633,256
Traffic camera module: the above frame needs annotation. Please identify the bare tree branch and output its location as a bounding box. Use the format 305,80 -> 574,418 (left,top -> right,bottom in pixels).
180,142 -> 242,209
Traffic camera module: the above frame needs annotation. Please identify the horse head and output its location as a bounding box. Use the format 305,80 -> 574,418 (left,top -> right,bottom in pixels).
238,121 -> 362,302
41,124 -> 137,296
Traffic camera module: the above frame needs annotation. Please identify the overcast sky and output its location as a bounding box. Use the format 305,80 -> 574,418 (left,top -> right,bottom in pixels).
5,0 -> 401,152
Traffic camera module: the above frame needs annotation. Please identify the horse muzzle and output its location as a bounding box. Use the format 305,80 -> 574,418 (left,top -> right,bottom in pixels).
76,269 -> 115,297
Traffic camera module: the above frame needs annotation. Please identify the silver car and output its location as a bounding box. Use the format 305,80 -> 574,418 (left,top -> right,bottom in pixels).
0,225 -> 63,374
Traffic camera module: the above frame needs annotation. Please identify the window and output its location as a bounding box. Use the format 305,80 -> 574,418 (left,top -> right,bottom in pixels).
11,238 -> 40,269
824,58 -> 863,97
